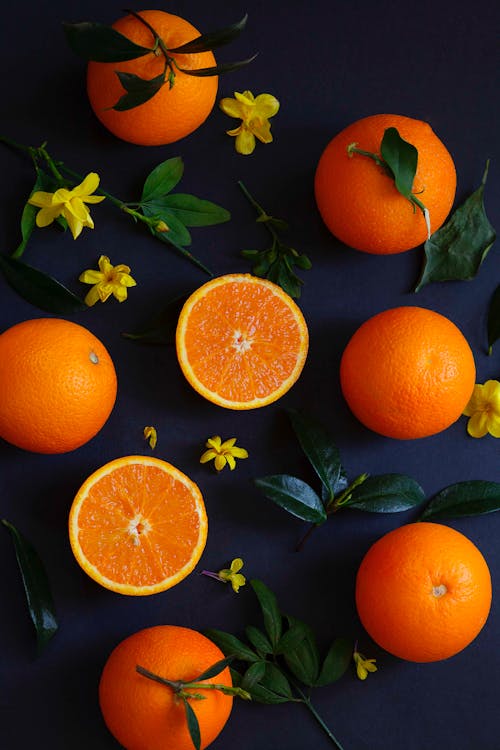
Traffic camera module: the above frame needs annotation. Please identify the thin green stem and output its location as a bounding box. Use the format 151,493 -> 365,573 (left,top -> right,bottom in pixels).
292,682 -> 345,750
238,180 -> 280,245
346,142 -> 386,169
327,473 -> 369,514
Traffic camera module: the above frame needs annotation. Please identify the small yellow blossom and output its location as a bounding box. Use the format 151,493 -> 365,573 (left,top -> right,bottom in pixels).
353,649 -> 377,681
79,255 -> 136,306
463,380 -> 500,438
143,426 -> 157,450
218,558 -> 246,593
28,172 -> 105,240
200,435 -> 248,472
154,220 -> 170,233
219,90 -> 280,155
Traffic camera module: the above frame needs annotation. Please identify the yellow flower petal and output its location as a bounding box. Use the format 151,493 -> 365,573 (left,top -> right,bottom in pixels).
79,269 -> 104,285
221,438 -> 237,450
235,90 -> 255,105
83,285 -> 102,307
35,205 -> 63,227
249,118 -> 273,144
118,273 -> 137,288
235,129 -> 256,155
253,93 -> 280,118
143,426 -> 157,449
28,191 -> 59,208
214,454 -> 227,471
467,411 -> 490,438
230,558 -> 244,573
230,573 -> 246,593
63,210 -> 84,239
230,447 -> 249,459
200,449 -> 218,464
112,284 -> 129,302
72,172 -> 100,197
206,436 -> 222,450
488,415 -> 500,438
219,97 -> 246,119
225,454 -> 236,470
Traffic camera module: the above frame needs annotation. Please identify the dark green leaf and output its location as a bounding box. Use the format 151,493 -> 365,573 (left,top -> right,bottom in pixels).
193,655 -> 234,682
142,203 -> 192,246
260,663 -> 293,698
487,284 -> 500,354
254,475 -> 327,523
420,481 -> 500,520
141,157 -> 184,202
168,15 -> 248,54
177,54 -> 258,77
283,615 -> 320,687
182,698 -> 201,750
380,127 -> 418,198
415,161 -> 496,291
122,293 -> 189,345
245,625 -> 273,656
204,629 -> 259,662
112,70 -> 165,111
0,255 -> 87,314
245,681 -> 290,704
287,409 -> 348,500
346,474 -> 425,513
63,21 -> 153,62
241,661 -> 267,691
2,519 -> 58,653
275,622 -> 309,655
295,254 -> 312,270
155,194 -> 230,227
250,580 -> 282,650
315,638 -> 353,687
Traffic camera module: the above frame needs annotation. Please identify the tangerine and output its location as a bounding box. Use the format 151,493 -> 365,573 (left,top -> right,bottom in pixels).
314,113 -> 456,254
176,274 -> 309,409
99,625 -> 233,750
355,522 -> 492,662
86,10 -> 218,145
69,455 -> 207,595
340,306 -> 475,439
0,318 -> 116,454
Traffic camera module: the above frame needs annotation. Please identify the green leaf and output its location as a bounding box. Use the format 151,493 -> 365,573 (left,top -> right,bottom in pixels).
204,629 -> 259,662
122,292 -> 189,345
168,15 -> 248,54
315,638 -> 353,687
2,519 -> 58,653
260,663 -> 293,698
287,409 -> 348,500
250,580 -> 282,650
275,622 -> 309,655
245,625 -> 273,656
380,127 -> 418,198
182,698 -> 201,750
63,21 -> 153,62
155,194 -> 230,227
142,203 -> 192,246
487,284 -> 500,354
193,655 -> 234,682
254,475 -> 327,523
177,55 -> 258,78
112,70 -> 165,111
241,661 -> 267,691
420,481 -> 500,520
245,680 -> 290,704
283,615 -> 320,687
0,255 -> 87,314
141,157 -> 184,202
415,161 -> 496,291
346,474 -> 425,513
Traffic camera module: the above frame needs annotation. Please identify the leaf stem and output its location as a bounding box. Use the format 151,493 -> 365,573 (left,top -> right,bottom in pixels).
292,682 -> 345,750
238,180 -> 280,244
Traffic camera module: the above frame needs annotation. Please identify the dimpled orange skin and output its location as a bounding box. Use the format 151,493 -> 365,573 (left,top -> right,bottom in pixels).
0,318 -> 117,454
355,523 -> 492,662
340,306 -> 476,439
86,10 -> 218,146
314,114 -> 456,254
99,626 -> 233,750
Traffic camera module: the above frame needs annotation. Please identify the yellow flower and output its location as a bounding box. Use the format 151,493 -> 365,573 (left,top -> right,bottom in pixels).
28,172 -> 105,240
463,380 -> 500,438
79,255 -> 136,306
200,436 -> 248,471
219,90 -> 280,155
218,558 -> 246,593
353,649 -> 377,681
143,426 -> 157,450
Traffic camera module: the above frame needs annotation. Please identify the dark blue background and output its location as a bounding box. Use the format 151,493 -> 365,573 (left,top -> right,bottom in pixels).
1,2 -> 498,749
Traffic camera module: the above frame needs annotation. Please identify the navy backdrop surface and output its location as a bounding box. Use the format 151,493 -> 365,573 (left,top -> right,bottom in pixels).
0,1 -> 499,749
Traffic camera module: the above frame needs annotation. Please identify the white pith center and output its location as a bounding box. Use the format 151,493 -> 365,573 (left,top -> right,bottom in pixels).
128,515 -> 151,546
232,329 -> 254,354
432,584 -> 447,598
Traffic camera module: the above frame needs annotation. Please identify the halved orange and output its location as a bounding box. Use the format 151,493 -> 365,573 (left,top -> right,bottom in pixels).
69,456 -> 207,595
175,274 -> 309,409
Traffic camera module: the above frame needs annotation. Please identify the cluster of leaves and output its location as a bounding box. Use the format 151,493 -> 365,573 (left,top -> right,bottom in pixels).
239,181 -> 311,298
64,12 -> 255,111
254,409 -> 500,547
207,579 -> 351,749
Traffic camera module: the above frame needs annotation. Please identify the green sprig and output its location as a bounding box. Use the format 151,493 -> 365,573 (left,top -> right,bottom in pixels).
238,181 -> 312,298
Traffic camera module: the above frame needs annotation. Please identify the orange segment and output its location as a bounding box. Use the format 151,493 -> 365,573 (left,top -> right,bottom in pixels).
176,274 -> 309,409
69,456 -> 207,595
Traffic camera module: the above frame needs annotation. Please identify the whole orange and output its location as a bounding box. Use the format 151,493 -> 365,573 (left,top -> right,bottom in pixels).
340,306 -> 475,439
99,625 -> 233,750
314,113 -> 456,254
0,318 -> 117,453
86,10 -> 218,145
355,522 -> 492,662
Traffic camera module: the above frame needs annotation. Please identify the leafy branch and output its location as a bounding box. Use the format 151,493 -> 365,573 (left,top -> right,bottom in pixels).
239,181 -> 312,299
206,579 -> 354,750
64,12 -> 256,111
